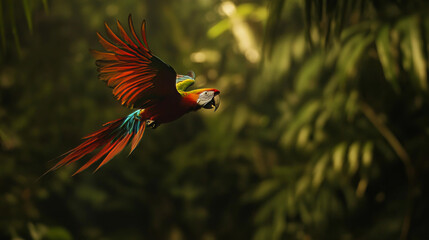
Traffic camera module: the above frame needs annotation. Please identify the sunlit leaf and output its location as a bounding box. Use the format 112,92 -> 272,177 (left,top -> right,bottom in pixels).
296,125 -> 311,148
315,110 -> 330,129
272,202 -> 286,240
345,90 -> 359,120
396,16 -> 427,90
281,100 -> 320,146
298,201 -> 311,224
295,176 -> 310,197
29,222 -> 54,240
340,21 -> 372,41
409,17 -> 427,90
292,33 -> 306,61
44,226 -> 73,240
376,25 -> 399,91
348,142 -> 360,174
356,178 -> 368,198
425,18 -> 429,72
337,32 -> 374,78
312,153 -> 328,187
332,142 -> 347,172
362,141 -> 373,167
295,52 -> 323,94
236,3 -> 257,17
207,19 -> 231,38
254,190 -> 287,224
255,35 -> 293,97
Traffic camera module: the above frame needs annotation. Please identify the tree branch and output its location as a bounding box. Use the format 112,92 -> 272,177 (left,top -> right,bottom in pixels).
360,101 -> 415,240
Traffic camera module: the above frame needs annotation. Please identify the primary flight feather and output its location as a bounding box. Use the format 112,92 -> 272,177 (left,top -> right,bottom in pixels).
48,15 -> 220,175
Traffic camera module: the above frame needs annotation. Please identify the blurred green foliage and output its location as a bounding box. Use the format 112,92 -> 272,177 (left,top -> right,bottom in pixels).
1,0 -> 429,239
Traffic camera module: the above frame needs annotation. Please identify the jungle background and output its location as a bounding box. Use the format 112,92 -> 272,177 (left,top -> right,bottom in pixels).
1,0 -> 429,239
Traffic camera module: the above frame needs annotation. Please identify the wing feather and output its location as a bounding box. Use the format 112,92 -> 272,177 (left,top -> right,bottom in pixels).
175,72 -> 196,91
92,15 -> 179,109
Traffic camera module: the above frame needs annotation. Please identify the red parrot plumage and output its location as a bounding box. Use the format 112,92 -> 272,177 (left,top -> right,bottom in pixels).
48,15 -> 220,175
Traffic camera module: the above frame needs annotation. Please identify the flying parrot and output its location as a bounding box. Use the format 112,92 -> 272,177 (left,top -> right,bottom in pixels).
48,16 -> 220,175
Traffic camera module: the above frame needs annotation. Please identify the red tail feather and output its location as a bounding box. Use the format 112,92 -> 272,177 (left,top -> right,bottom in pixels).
48,110 -> 146,175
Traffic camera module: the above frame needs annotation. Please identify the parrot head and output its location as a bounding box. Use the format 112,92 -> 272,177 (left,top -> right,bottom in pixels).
193,88 -> 220,111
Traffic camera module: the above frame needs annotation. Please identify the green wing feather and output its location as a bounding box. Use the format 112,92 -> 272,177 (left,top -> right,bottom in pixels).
176,71 -> 196,93
176,79 -> 195,92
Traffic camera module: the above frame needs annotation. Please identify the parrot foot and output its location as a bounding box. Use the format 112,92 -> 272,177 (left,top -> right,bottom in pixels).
146,120 -> 158,129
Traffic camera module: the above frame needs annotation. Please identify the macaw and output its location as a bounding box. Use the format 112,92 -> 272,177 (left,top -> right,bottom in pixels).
48,16 -> 220,175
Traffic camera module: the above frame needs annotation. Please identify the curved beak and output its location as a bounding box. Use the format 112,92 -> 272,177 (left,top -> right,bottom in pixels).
197,91 -> 221,111
213,94 -> 220,111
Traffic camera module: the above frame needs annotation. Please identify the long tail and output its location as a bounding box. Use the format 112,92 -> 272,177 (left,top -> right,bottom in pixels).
48,110 -> 146,175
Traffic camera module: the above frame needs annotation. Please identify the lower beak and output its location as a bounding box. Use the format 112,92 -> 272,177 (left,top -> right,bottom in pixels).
213,94 -> 220,111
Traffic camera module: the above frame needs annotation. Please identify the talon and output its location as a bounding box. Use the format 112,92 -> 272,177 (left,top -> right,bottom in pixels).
146,120 -> 158,129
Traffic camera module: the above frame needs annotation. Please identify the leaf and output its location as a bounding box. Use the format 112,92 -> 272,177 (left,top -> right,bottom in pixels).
254,190 -> 287,224
362,141 -> 373,167
296,125 -> 311,148
409,17 -> 427,90
263,0 -> 286,55
298,201 -> 312,224
292,33 -> 306,61
312,153 -> 329,187
256,35 -> 293,97
304,0 -> 313,49
295,176 -> 310,197
250,180 -> 280,201
45,226 -> 73,240
348,141 -> 360,174
340,21 -> 371,41
315,110 -> 330,129
236,3 -> 257,17
232,104 -> 248,131
295,52 -> 323,94
425,17 -> 429,73
22,0 -> 33,33
397,16 -> 427,90
376,25 -> 399,91
337,32 -> 375,78
332,142 -> 347,172
272,202 -> 286,240
253,226 -> 272,240
42,0 -> 49,13
356,178 -> 368,198
345,90 -> 359,120
0,0 -> 5,50
8,0 -> 21,56
281,100 -> 320,146
207,19 -> 231,38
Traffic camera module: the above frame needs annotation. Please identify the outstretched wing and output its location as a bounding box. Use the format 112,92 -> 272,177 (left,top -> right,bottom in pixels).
176,71 -> 195,92
91,15 -> 179,109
